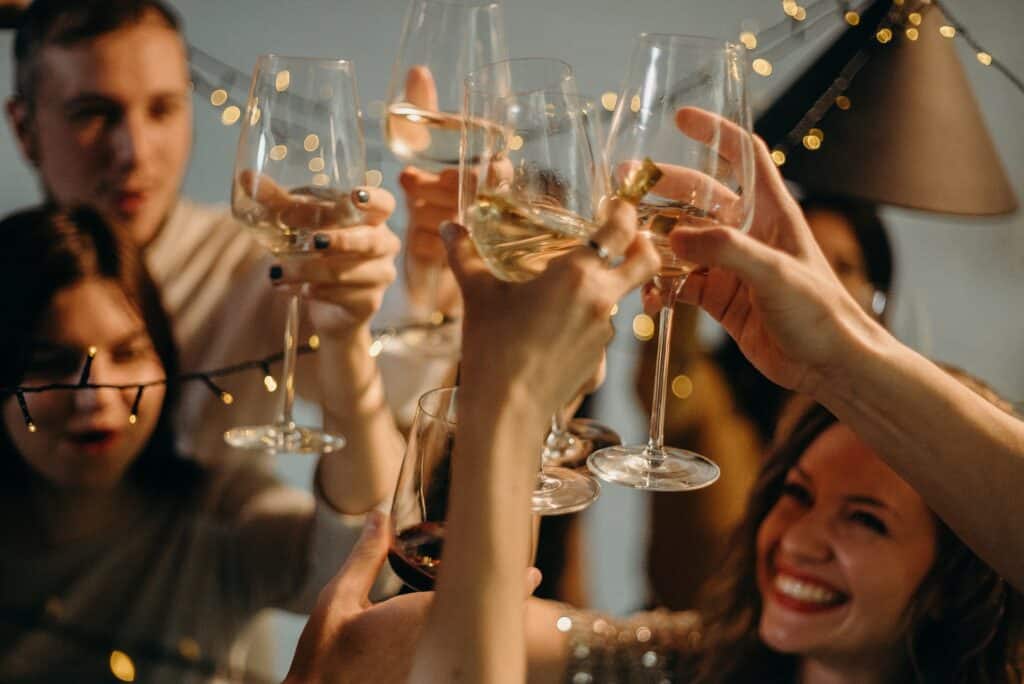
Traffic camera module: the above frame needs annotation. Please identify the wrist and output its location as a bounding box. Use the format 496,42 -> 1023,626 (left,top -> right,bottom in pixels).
811,305 -> 902,408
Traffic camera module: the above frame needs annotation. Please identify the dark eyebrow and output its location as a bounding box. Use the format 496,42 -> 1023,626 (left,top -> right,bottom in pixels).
32,328 -> 149,351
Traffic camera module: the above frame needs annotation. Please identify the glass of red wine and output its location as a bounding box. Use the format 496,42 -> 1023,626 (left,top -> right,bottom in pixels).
388,385 -> 457,591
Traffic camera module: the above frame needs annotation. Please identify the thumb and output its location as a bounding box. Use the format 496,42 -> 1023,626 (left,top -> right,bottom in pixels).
334,510 -> 390,603
406,65 -> 440,111
670,225 -> 784,292
441,220 -> 490,289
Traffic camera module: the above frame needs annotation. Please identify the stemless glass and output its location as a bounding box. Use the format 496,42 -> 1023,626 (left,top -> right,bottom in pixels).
588,34 -> 756,491
227,55 -> 367,454
388,386 -> 457,591
383,0 -> 507,354
461,58 -> 602,514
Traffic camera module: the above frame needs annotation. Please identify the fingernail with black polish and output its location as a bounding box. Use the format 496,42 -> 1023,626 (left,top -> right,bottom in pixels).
313,233 -> 330,250
269,264 -> 283,280
353,189 -> 370,205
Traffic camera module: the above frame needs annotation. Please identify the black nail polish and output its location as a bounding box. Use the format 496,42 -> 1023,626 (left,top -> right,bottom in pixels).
353,189 -> 370,205
269,264 -> 283,280
314,233 -> 330,250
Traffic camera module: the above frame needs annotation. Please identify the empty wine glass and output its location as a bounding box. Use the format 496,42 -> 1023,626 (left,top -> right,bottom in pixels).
588,34 -> 756,491
383,0 -> 507,355
226,55 -> 367,454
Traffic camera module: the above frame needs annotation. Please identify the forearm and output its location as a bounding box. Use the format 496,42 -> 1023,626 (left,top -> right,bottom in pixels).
411,381 -> 548,684
318,327 -> 404,514
817,327 -> 1024,589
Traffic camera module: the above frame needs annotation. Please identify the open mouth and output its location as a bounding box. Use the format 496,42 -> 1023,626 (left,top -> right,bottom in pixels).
771,571 -> 849,612
67,430 -> 117,453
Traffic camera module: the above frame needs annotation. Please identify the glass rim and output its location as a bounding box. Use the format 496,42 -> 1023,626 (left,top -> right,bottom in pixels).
256,54 -> 356,68
464,57 -> 574,96
416,386 -> 458,426
635,32 -> 742,54
413,0 -> 501,8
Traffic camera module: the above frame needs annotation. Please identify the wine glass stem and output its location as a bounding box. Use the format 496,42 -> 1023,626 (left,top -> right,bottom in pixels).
421,262 -> 441,322
646,295 -> 678,462
543,410 -> 574,463
278,292 -> 300,428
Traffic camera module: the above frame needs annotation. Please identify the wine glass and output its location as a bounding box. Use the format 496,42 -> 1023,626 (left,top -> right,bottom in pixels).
388,386 -> 457,591
383,0 -> 507,355
587,34 -> 756,491
226,55 -> 367,454
461,58 -> 602,514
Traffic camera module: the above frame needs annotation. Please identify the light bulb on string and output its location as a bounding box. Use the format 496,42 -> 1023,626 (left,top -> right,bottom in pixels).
129,386 -> 144,425
261,362 -> 278,392
201,376 -> 233,405
16,391 -> 35,432
79,346 -> 98,386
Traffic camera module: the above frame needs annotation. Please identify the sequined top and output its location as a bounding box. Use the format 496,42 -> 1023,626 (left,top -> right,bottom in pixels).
558,608 -> 703,683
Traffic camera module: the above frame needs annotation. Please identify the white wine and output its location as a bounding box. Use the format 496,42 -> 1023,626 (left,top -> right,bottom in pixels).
232,183 -> 362,255
385,103 -> 492,170
636,198 -> 711,280
464,194 -> 596,283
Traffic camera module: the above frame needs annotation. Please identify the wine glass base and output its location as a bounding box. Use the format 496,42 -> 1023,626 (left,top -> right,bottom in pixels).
543,419 -> 622,469
379,319 -> 461,359
587,445 -> 719,492
224,423 -> 346,455
532,466 -> 600,516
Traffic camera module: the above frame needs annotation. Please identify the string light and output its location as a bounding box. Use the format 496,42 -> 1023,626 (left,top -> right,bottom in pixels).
109,650 -> 136,682
303,134 -> 320,152
939,24 -> 956,38
739,31 -> 757,50
632,314 -> 655,341
269,145 -> 288,161
876,28 -> 893,44
977,51 -> 993,66
793,6 -> 807,21
906,27 -> 919,41
209,89 -> 228,106
600,92 -> 617,111
752,58 -> 773,77
671,374 -> 694,399
220,106 -> 241,126
308,334 -> 321,350
844,10 -> 860,26
835,95 -> 852,110
201,376 -> 233,405
16,391 -> 35,432
907,11 -> 922,26
275,70 -> 291,92
771,149 -> 787,166
308,157 -> 325,173
129,387 -> 144,425
79,346 -> 98,386
261,362 -> 278,393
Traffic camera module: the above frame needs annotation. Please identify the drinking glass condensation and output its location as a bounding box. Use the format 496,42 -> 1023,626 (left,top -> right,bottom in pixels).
382,0 -> 506,354
388,386 -> 457,591
227,55 -> 367,454
587,34 -> 756,491
460,58 -> 604,514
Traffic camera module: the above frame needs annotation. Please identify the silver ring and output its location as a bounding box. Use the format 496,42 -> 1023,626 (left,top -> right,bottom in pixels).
587,238 -> 612,266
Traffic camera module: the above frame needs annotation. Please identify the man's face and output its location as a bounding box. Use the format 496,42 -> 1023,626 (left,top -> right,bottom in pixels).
9,16 -> 192,244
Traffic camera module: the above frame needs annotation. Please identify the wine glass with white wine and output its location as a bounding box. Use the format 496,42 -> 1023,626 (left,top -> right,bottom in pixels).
383,0 -> 507,355
587,34 -> 756,491
462,58 -> 609,515
227,55 -> 367,454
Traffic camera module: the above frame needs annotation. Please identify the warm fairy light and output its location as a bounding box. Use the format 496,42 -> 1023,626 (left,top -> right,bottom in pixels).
632,314 -> 655,341
739,31 -> 757,49
430,311 -> 446,325
876,28 -> 893,44
752,58 -> 773,77
269,145 -> 288,161
977,51 -> 993,66
221,392 -> 234,405
109,651 -> 136,682
264,374 -> 278,392
835,95 -> 852,110
210,89 -> 228,106
88,346 -> 98,358
308,157 -> 325,173
508,135 -> 524,151
275,70 -> 291,92
793,6 -> 807,21
128,414 -> 137,425
250,105 -> 261,126
671,374 -> 694,399
630,95 -> 642,113
177,637 -> 201,662
908,12 -> 922,26
844,10 -> 860,26
556,616 -> 573,632
782,0 -> 798,17
906,27 -> 919,41
221,106 -> 241,126
368,339 -> 384,358
308,334 -> 321,350
771,149 -> 786,166
27,422 -> 37,433
802,134 -> 822,150
636,626 -> 652,642
304,134 -> 321,152
312,173 -> 330,187
600,92 -> 618,111
365,169 -> 384,187
808,128 -> 824,142
939,25 -> 956,38
610,303 -> 619,317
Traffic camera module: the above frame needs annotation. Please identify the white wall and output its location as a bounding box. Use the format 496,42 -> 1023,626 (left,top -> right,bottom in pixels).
1,0 -> 1021,676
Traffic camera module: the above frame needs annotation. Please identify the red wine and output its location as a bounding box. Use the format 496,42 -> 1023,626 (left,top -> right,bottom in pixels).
388,521 -> 445,592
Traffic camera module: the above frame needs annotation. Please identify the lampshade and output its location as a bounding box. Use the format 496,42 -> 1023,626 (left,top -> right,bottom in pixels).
755,1 -> 1017,216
